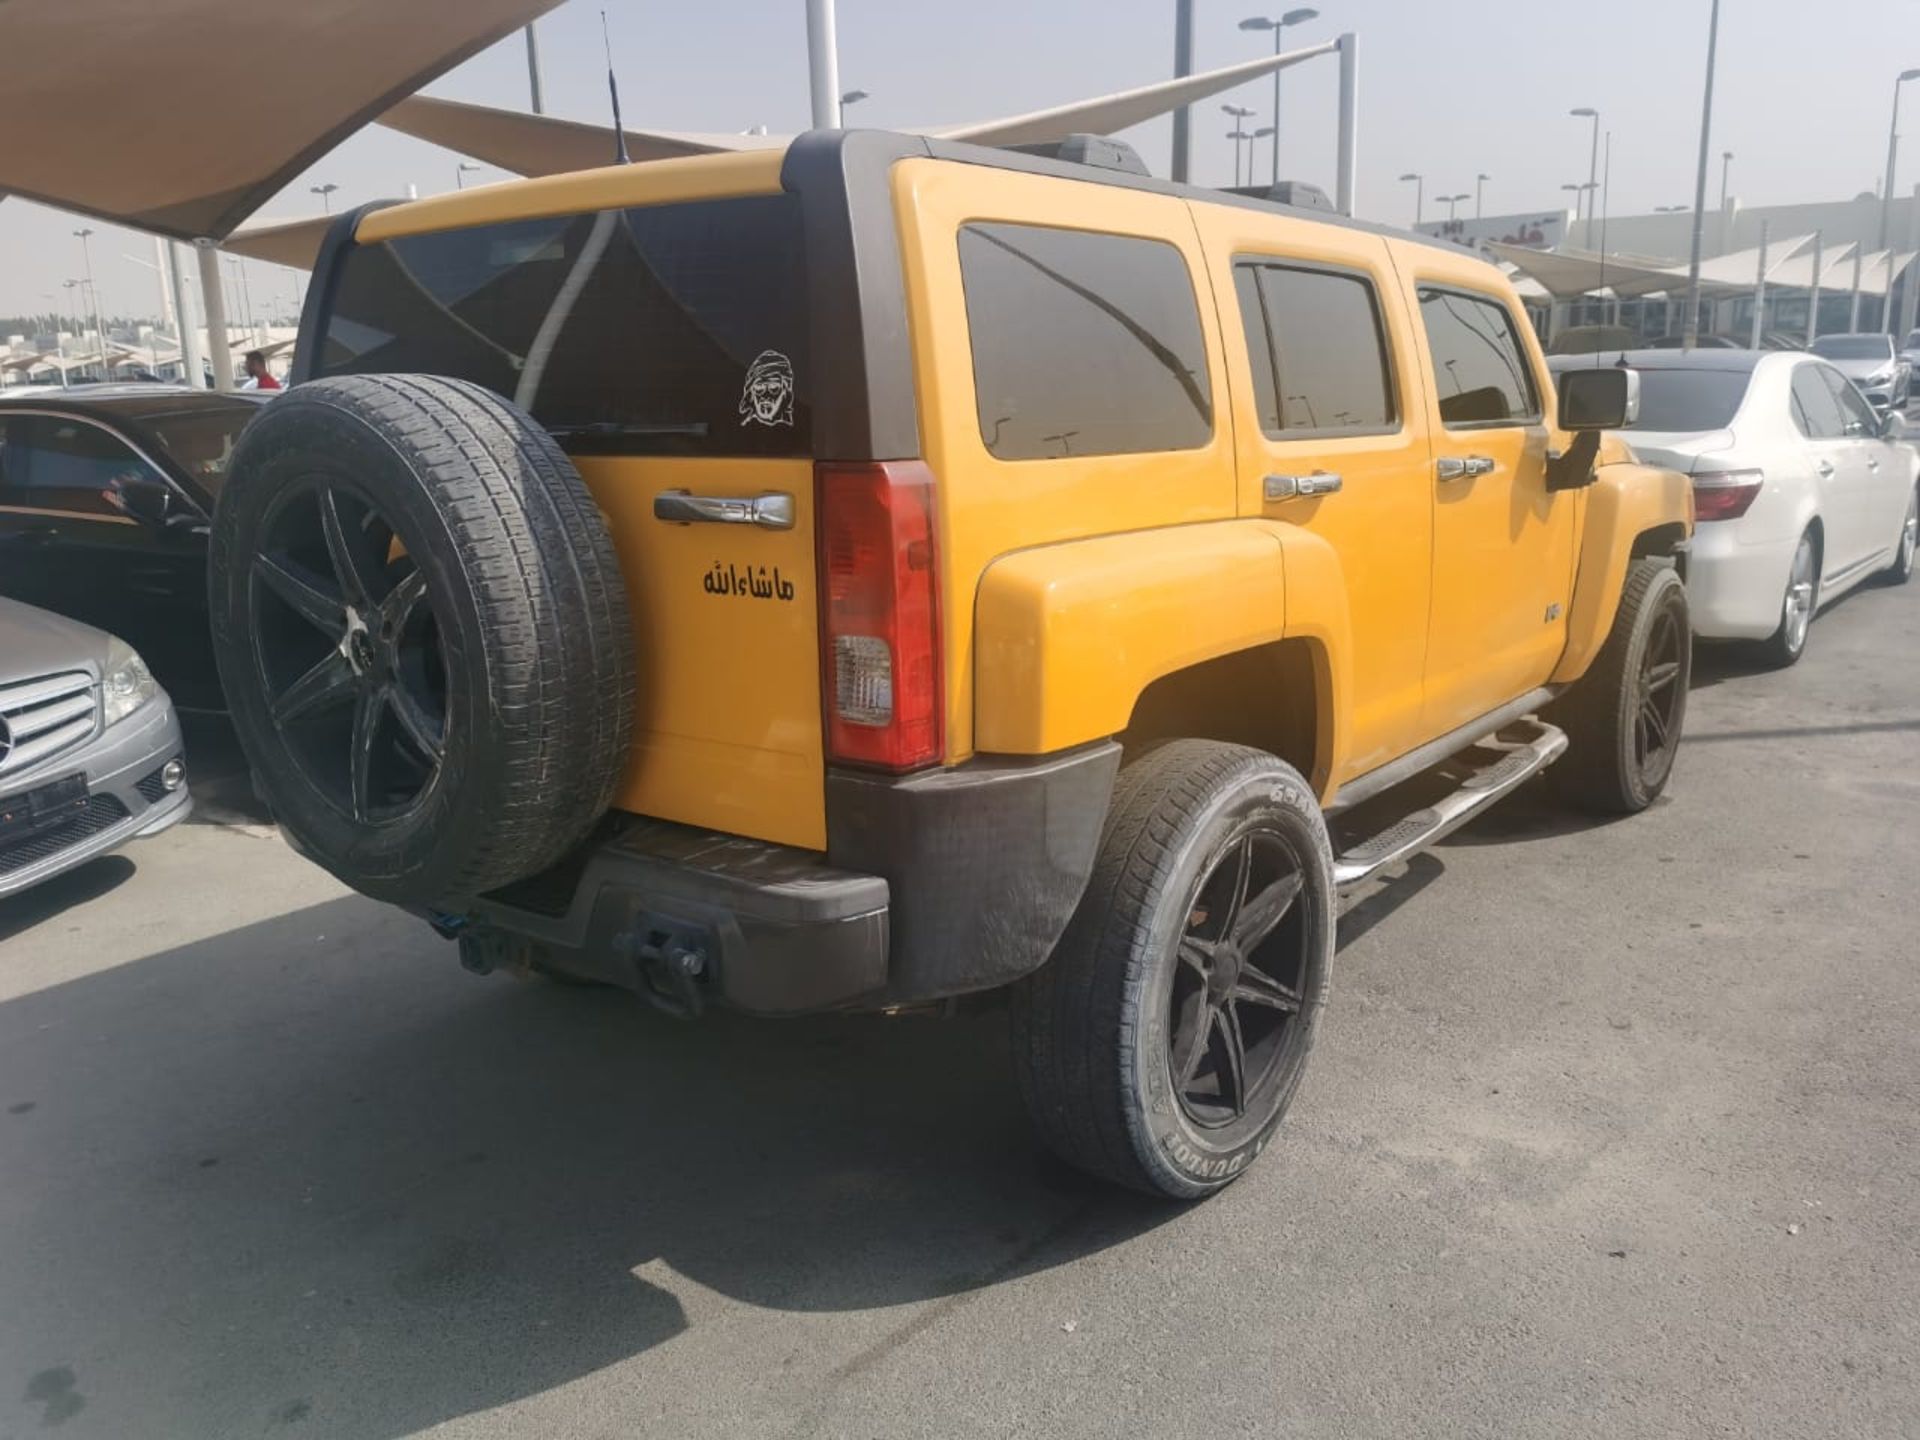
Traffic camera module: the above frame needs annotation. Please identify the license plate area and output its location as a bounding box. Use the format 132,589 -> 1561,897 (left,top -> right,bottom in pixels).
0,773 -> 88,845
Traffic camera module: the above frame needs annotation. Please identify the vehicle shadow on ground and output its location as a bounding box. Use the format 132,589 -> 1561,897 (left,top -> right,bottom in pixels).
0,855 -> 134,944
0,897 -> 1175,1439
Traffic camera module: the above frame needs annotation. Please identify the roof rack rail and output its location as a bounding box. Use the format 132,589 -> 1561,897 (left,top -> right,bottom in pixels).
1002,133 -> 1151,178
1219,179 -> 1336,212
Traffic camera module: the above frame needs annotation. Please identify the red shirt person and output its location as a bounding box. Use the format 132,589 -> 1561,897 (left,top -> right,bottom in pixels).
243,350 -> 282,390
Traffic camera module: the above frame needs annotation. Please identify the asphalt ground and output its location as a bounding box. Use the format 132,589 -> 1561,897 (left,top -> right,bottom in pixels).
2,572 -> 1917,1439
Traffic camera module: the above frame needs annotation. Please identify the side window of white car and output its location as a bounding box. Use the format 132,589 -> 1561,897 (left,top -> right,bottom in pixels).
1790,365 -> 1846,440
1818,364 -> 1879,437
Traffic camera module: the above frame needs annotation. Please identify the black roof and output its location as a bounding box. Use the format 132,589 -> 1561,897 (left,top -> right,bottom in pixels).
0,384 -> 270,423
1547,349 -> 1769,374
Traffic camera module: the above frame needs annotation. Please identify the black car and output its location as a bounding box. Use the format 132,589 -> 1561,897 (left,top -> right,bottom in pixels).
0,386 -> 270,711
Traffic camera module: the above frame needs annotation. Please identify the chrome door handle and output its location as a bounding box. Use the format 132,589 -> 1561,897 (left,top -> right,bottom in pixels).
1436,455 -> 1495,482
652,490 -> 794,530
1264,470 -> 1343,501
1816,459 -> 1836,478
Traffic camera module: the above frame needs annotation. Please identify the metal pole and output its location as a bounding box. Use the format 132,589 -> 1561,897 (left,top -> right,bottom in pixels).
1335,33 -> 1358,217
194,240 -> 234,392
150,236 -> 174,333
1584,112 -> 1600,231
1681,0 -> 1722,349
1269,21 -> 1284,187
1879,77 -> 1906,254
1850,245 -> 1867,331
1171,0 -> 1196,183
1476,174 -> 1486,219
523,22 -> 544,113
1807,233 -> 1823,344
805,0 -> 841,128
76,231 -> 107,375
164,241 -> 203,387
1903,182 -> 1920,339
1750,221 -> 1770,350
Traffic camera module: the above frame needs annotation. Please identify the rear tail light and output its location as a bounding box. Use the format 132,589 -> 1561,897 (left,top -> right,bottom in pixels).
817,461 -> 942,771
1691,468 -> 1764,522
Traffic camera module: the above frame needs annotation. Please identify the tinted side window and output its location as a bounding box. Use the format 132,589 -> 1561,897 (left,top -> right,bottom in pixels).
1790,365 -> 1846,439
0,416 -> 159,519
317,196 -> 812,457
1418,288 -> 1540,427
959,223 -> 1212,460
1818,364 -> 1879,434
1236,262 -> 1395,435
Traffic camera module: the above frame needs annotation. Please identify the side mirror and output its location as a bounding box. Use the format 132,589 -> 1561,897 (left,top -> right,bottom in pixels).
1885,410 -> 1914,442
109,476 -> 174,527
1557,365 -> 1640,431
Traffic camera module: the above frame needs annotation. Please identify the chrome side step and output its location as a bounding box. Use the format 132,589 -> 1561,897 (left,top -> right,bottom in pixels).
1332,719 -> 1568,892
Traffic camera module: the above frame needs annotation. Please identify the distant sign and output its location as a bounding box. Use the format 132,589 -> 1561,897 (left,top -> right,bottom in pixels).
1415,210 -> 1569,257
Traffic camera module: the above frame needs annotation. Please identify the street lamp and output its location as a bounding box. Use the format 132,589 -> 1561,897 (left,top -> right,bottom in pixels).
310,182 -> 339,213
1570,107 -> 1601,228
1719,150 -> 1734,211
1399,172 -> 1424,226
839,88 -> 869,108
1655,204 -> 1691,212
1681,0 -> 1724,349
1877,68 -> 1920,259
1251,125 -> 1276,187
455,161 -> 483,189
1475,172 -> 1491,219
1439,192 -> 1470,222
71,228 -> 107,371
1237,7 -> 1319,187
1222,103 -> 1256,187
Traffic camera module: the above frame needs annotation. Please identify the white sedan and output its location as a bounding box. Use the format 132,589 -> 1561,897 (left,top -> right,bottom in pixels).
1556,350 -> 1919,665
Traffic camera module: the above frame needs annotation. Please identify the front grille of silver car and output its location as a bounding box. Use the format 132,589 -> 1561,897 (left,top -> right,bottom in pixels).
0,672 -> 99,780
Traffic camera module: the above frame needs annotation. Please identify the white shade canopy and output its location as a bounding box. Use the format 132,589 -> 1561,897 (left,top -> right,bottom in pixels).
0,0 -> 565,239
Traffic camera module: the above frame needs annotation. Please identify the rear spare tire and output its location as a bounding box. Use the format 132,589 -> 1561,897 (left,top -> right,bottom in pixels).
209,374 -> 635,905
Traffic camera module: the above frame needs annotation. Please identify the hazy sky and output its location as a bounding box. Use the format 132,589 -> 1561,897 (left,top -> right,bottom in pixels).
3,0 -> 1917,320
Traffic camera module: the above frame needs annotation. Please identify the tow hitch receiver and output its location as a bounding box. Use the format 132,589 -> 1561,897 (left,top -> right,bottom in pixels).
618,914 -> 717,1020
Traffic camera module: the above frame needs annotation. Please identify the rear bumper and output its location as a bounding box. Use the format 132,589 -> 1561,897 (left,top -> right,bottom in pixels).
1687,522 -> 1796,640
460,741 -> 1120,1015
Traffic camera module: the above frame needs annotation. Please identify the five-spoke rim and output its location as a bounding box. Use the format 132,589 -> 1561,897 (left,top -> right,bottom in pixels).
1781,538 -> 1817,657
250,484 -> 448,823
1167,827 -> 1311,1129
1634,600 -> 1684,779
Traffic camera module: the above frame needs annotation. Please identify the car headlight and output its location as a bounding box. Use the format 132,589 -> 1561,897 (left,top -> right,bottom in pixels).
101,638 -> 158,726
1870,368 -> 1894,385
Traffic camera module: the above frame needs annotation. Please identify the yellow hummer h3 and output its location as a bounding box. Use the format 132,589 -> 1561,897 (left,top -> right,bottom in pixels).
212,131 -> 1692,1198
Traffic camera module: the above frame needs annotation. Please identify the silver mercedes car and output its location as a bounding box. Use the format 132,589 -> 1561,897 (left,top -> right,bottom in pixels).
0,596 -> 190,899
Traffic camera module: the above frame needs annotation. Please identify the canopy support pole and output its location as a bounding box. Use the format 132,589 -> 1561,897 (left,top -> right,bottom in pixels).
1749,221 -> 1769,350
164,241 -> 204,388
195,239 -> 234,392
1806,234 -> 1822,344
1850,247 -> 1866,330
806,0 -> 841,130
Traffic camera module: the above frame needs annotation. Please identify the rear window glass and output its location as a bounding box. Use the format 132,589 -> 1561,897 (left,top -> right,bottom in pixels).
1810,335 -> 1892,361
958,222 -> 1212,460
1614,368 -> 1751,431
313,196 -> 810,457
1235,261 -> 1395,435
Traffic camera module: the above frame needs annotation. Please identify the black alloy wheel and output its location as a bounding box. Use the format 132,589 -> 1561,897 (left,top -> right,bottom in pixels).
251,483 -> 448,824
1633,600 -> 1685,788
1168,828 -> 1311,1129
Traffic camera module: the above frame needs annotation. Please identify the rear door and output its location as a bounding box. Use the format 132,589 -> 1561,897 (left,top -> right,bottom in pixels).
1187,205 -> 1434,779
1817,364 -> 1904,572
1791,363 -> 1875,574
1404,270 -> 1574,735
324,182 -> 826,848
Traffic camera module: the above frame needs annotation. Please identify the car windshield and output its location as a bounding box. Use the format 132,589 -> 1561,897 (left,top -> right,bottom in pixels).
1811,336 -> 1892,361
139,405 -> 259,499
1613,367 -> 1752,431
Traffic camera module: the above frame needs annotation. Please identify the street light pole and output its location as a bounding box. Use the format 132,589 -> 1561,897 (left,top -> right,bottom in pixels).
1570,107 -> 1600,233
456,161 -> 482,189
805,0 -> 842,129
1682,0 -> 1723,350
1238,9 -> 1320,188
1719,150 -> 1733,211
1172,0 -> 1196,183
1400,172 -> 1423,226
310,182 -> 338,213
1222,103 -> 1256,186
523,21 -> 544,113
1877,69 -> 1920,270
1475,172 -> 1490,219
72,228 -> 107,375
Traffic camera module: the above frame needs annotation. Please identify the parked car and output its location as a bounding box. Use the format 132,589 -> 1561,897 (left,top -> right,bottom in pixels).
1899,328 -> 1920,380
0,596 -> 190,900
207,131 -> 1692,1200
1554,350 -> 1919,664
1644,331 -> 1803,352
0,385 -> 270,711
1808,332 -> 1912,409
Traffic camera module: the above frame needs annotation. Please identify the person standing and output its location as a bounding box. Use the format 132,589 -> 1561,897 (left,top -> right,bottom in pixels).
241,350 -> 282,391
